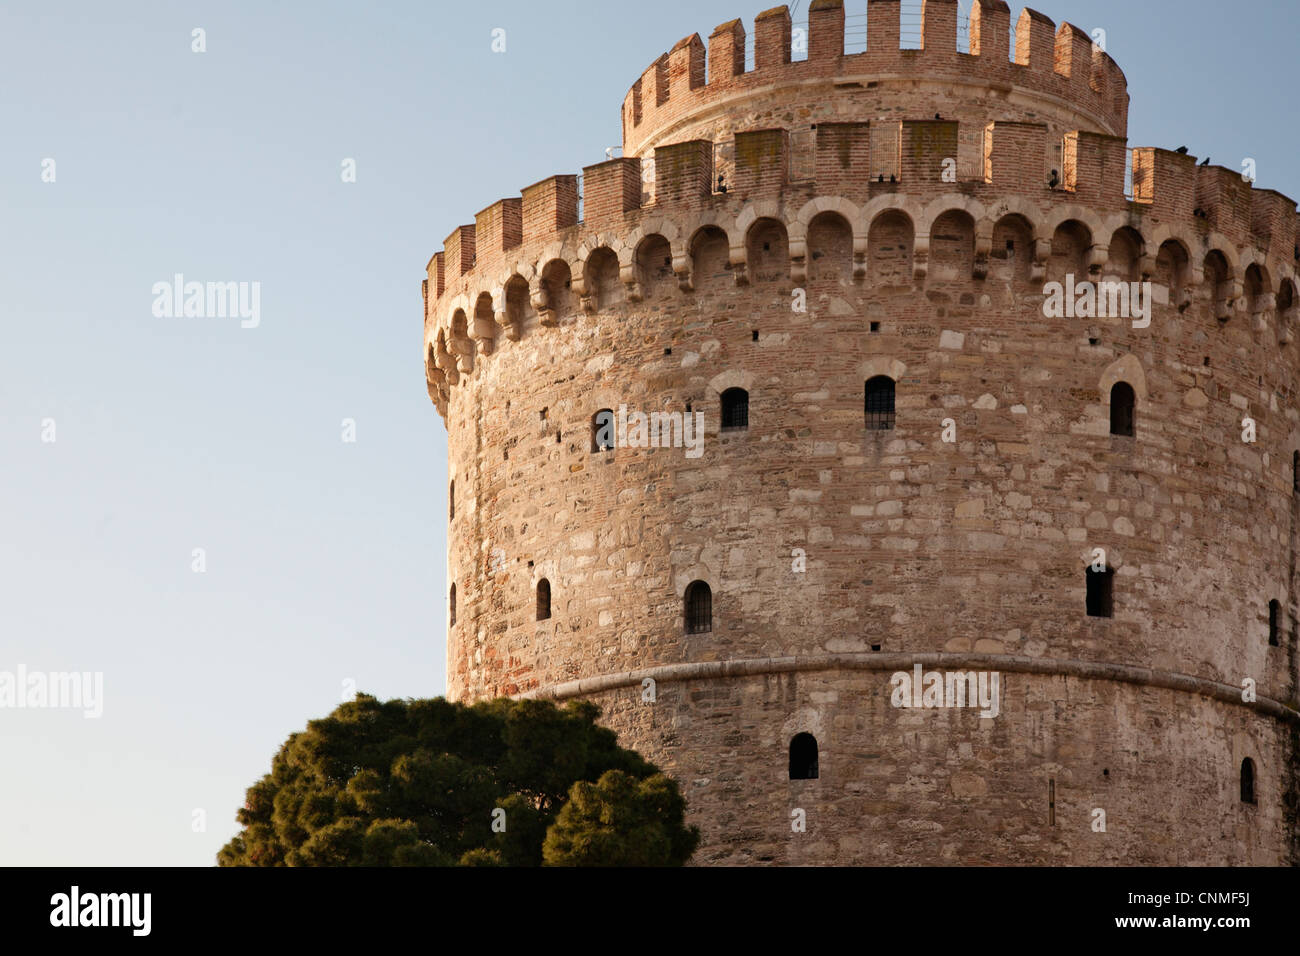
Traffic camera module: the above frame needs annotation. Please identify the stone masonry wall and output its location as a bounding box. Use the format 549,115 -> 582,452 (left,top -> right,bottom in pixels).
423,0 -> 1300,864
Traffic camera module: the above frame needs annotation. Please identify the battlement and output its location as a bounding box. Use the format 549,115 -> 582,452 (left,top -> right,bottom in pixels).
621,1 -> 1130,157
422,1 -> 1300,420
423,116 -> 1299,415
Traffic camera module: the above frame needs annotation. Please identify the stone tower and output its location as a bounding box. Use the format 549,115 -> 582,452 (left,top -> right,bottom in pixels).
423,0 -> 1300,864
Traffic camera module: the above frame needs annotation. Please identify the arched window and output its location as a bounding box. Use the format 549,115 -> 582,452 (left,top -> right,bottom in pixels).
592,409 -> 615,452
1240,758 -> 1256,804
865,376 -> 896,430
1110,382 -> 1135,437
536,579 -> 551,621
789,733 -> 819,780
449,583 -> 457,626
685,581 -> 712,634
721,388 -> 749,431
1268,599 -> 1280,647
1086,567 -> 1113,618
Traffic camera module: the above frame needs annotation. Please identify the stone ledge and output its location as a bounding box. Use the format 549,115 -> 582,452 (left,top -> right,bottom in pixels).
515,652 -> 1300,724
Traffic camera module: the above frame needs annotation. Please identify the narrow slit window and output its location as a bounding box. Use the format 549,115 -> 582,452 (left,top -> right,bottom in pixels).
1240,758 -> 1256,804
449,583 -> 457,626
1268,599 -> 1280,647
536,578 -> 551,621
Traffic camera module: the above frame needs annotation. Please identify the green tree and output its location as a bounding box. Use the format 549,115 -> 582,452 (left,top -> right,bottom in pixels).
217,695 -> 697,867
542,770 -> 699,866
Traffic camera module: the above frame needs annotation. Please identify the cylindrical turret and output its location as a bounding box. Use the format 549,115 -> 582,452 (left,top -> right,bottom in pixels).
423,0 -> 1300,865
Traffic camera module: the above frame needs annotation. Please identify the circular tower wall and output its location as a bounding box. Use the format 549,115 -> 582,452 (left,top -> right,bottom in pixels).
423,0 -> 1300,865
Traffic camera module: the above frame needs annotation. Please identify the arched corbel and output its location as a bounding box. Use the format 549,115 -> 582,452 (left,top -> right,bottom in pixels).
673,251 -> 693,292
571,272 -> 596,314
435,338 -> 460,387
1137,251 -> 1156,281
450,332 -> 475,375
1253,291 -> 1276,334
1087,244 -> 1107,277
973,223 -> 993,280
912,233 -> 930,281
472,294 -> 498,356
1280,300 -> 1298,345
1031,237 -> 1051,283
788,234 -> 807,284
495,306 -> 518,342
730,242 -> 749,287
1219,277 -> 1243,323
620,262 -> 643,303
530,277 -> 556,327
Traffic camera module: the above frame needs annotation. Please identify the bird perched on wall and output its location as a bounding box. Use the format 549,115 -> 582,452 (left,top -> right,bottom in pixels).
1175,146 -> 1189,154
889,174 -> 896,183
935,113 -> 942,120
717,174 -> 727,194
1200,157 -> 1211,166
878,174 -> 885,183
1048,169 -> 1059,189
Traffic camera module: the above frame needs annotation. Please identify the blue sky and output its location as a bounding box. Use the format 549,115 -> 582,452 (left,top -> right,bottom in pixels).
1,0 -> 1296,866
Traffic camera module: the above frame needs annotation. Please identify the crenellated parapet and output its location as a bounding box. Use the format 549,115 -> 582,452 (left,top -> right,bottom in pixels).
423,114 -> 1300,416
621,2 -> 1129,158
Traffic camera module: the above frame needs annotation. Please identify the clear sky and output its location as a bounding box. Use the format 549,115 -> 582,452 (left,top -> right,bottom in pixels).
2,0 -> 1296,866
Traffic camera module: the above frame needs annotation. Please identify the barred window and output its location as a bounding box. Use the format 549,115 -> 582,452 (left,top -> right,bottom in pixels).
721,388 -> 749,431
865,376 -> 895,430
789,733 -> 819,780
685,580 -> 712,634
537,579 -> 551,622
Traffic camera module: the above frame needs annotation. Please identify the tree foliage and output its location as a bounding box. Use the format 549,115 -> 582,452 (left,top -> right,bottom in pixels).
217,695 -> 698,867
543,770 -> 702,866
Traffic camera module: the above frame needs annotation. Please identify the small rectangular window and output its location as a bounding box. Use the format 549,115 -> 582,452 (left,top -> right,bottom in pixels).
1086,568 -> 1114,618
